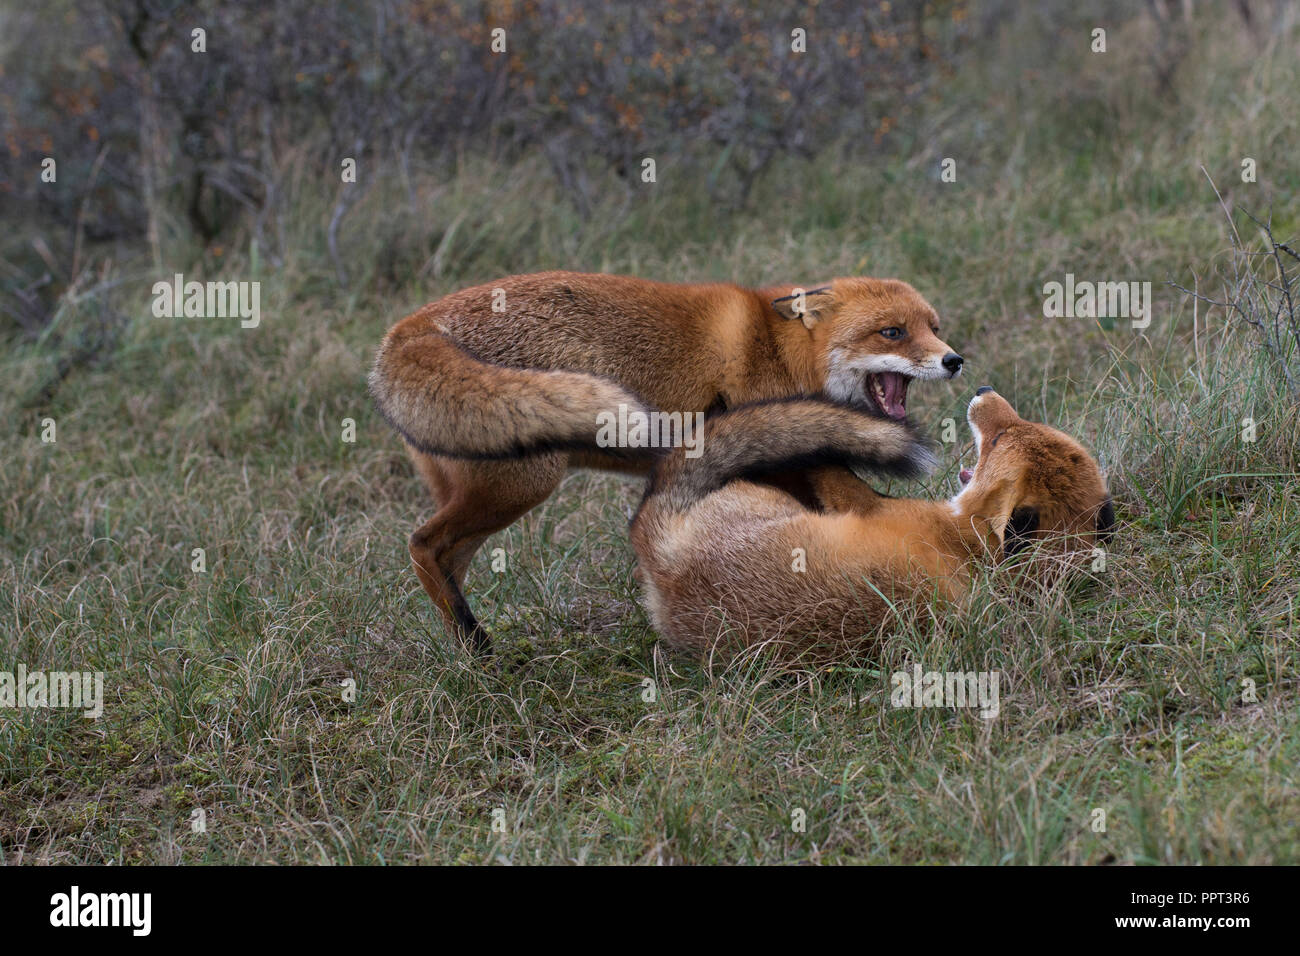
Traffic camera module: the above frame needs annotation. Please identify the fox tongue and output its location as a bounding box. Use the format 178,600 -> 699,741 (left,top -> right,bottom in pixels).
877,372 -> 908,419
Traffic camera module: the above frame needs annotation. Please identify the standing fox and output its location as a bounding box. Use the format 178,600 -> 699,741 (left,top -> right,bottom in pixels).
369,270 -> 963,650
631,389 -> 1115,664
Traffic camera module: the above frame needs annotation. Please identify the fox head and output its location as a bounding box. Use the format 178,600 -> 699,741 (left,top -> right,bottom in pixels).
950,387 -> 1115,561
770,277 -> 963,420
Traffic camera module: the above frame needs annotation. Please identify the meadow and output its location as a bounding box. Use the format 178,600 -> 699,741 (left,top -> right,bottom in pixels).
2,9 -> 1298,863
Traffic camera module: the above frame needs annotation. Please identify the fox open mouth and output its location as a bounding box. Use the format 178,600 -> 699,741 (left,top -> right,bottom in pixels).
866,372 -> 911,420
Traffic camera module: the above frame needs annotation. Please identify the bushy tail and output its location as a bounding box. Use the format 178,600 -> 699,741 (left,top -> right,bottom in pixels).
647,397 -> 935,513
369,327 -> 652,459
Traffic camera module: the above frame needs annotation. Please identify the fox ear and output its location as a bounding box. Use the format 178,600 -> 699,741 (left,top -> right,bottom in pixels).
1000,505 -> 1039,558
771,284 -> 834,330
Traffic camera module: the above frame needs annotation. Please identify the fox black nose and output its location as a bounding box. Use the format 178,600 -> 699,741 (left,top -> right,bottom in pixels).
976,385 -> 993,396
942,353 -> 964,376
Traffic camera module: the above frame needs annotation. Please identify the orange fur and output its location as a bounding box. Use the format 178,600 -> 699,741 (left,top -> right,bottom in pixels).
631,391 -> 1114,665
369,271 -> 963,649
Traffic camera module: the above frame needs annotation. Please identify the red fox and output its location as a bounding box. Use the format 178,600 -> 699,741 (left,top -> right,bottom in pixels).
369,271 -> 963,650
630,388 -> 1115,664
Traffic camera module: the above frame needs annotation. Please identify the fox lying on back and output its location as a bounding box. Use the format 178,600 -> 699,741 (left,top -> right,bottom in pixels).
369,271 -> 964,650
631,389 -> 1115,665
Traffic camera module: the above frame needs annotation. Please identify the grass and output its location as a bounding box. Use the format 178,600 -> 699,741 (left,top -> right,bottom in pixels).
1,12 -> 1299,864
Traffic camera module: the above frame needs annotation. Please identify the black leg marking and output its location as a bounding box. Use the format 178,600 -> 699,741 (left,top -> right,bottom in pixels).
445,572 -> 492,655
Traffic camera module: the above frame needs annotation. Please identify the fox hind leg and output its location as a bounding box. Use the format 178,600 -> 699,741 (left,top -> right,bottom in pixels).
407,449 -> 568,653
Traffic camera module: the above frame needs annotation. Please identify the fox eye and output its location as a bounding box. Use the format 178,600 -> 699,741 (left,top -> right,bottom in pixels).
880,327 -> 904,340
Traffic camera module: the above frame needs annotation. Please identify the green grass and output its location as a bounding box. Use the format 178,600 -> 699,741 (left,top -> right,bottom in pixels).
1,13 -> 1298,864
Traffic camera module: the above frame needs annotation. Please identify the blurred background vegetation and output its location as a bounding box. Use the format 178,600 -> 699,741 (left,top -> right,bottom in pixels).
4,0 -> 1269,314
